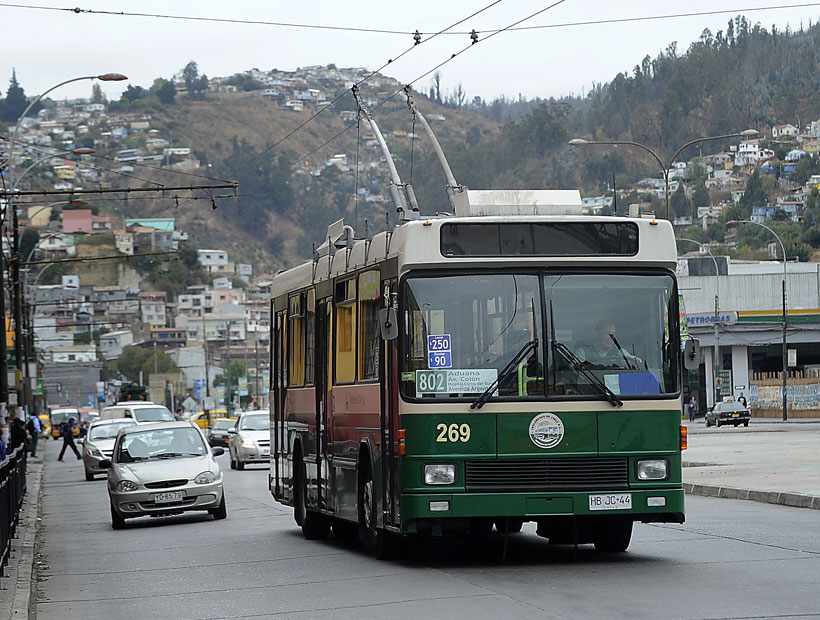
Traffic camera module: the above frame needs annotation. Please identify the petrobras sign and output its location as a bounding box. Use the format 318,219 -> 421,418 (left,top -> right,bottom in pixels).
687,311 -> 738,326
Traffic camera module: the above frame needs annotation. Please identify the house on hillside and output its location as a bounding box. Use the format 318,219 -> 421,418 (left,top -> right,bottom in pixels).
62,209 -> 93,233
772,123 -> 799,138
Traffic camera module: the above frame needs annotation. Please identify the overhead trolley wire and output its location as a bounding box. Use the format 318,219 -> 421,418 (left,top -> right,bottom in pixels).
235,0 -> 505,173
2,2 -> 819,35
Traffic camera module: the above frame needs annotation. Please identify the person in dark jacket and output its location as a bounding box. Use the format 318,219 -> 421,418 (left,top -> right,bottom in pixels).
57,417 -> 81,461
9,417 -> 28,455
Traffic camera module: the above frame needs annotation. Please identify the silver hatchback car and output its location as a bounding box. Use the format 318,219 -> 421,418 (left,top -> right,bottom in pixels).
82,418 -> 136,481
228,410 -> 271,470
100,421 -> 226,528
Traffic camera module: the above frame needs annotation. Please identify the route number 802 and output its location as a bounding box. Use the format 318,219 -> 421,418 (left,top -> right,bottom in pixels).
436,423 -> 471,443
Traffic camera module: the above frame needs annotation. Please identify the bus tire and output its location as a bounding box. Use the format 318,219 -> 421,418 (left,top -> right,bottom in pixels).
592,519 -> 632,553
358,455 -> 380,552
293,450 -> 306,527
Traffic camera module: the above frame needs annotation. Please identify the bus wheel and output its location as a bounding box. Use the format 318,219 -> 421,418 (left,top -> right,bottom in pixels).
358,460 -> 378,550
592,519 -> 632,553
294,454 -> 329,539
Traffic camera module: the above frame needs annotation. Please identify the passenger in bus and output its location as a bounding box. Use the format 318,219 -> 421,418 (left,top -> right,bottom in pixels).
576,320 -> 642,369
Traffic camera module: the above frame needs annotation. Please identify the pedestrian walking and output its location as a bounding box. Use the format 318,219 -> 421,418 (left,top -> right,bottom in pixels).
737,392 -> 748,408
57,417 -> 81,461
687,396 -> 697,422
9,417 -> 28,454
26,413 -> 41,457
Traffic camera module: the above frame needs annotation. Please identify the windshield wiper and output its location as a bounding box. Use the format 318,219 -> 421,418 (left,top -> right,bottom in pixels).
471,339 -> 538,410
552,341 -> 623,407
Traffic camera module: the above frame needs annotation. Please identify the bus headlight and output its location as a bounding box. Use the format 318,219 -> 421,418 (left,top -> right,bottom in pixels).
423,464 -> 456,485
636,459 -> 669,481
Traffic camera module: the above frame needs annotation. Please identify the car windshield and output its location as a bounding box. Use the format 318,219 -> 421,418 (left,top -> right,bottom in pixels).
400,272 -> 679,402
212,420 -> 234,431
239,414 -> 269,431
88,421 -> 135,441
132,407 -> 175,423
116,427 -> 207,461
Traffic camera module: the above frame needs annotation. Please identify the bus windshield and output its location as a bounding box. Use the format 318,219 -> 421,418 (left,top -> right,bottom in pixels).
400,272 -> 678,402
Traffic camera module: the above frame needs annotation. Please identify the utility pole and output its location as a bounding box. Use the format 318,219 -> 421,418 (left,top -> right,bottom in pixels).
254,325 -> 260,408
225,321 -> 232,418
203,332 -> 211,426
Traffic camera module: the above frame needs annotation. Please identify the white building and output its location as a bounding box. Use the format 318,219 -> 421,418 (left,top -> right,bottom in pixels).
197,250 -> 228,272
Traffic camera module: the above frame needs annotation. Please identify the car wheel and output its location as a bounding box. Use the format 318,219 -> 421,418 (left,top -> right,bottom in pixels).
236,457 -> 245,471
110,502 -> 126,530
592,518 -> 633,553
705,419 -> 712,427
229,450 -> 236,469
743,420 -> 749,427
734,422 -> 739,427
210,494 -> 227,520
84,469 -> 94,482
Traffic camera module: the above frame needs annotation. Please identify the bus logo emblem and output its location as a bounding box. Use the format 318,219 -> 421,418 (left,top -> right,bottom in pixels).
529,413 -> 564,449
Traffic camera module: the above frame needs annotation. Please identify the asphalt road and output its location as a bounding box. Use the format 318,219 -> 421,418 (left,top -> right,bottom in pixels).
33,442 -> 820,620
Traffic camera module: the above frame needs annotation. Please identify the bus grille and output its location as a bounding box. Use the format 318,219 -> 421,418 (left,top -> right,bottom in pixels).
464,457 -> 629,492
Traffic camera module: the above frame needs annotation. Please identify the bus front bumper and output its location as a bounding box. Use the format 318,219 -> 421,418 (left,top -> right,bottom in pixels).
400,488 -> 684,533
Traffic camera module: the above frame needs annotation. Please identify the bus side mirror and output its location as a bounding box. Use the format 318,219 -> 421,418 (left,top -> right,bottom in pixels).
378,308 -> 398,341
683,338 -> 701,371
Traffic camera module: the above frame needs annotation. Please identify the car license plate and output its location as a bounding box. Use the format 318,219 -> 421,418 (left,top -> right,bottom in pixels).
589,493 -> 632,511
154,491 -> 184,504
732,413 -> 740,417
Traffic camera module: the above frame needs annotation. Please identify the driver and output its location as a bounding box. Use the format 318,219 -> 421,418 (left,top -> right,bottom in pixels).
576,320 -> 642,369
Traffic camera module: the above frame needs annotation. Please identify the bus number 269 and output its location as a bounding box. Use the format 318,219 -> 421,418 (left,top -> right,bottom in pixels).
436,423 -> 471,443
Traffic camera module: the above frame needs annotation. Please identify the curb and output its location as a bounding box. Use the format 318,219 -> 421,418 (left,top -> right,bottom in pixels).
7,457 -> 44,619
683,482 -> 820,510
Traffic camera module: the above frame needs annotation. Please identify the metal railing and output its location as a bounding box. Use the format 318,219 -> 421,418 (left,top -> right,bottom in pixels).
0,445 -> 28,576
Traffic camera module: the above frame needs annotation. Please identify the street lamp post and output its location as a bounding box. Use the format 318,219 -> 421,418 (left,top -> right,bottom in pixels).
568,130 -> 759,220
4,74 -> 124,413
680,238 -> 721,409
728,219 -> 788,421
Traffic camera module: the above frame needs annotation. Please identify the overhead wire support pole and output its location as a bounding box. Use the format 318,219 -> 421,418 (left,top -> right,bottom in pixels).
0,183 -> 238,198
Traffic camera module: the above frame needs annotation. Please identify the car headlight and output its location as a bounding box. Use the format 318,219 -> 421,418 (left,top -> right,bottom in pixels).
194,471 -> 217,484
240,437 -> 256,446
423,463 -> 457,485
636,459 -> 669,481
88,447 -> 103,459
116,480 -> 138,492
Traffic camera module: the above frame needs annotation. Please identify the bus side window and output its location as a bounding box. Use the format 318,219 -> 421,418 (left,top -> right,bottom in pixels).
288,294 -> 305,386
358,271 -> 380,381
305,289 -> 316,386
335,279 -> 357,384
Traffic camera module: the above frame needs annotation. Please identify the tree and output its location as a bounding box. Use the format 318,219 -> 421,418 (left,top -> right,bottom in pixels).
151,78 -> 176,105
670,183 -> 691,218
1,69 -> 35,123
692,184 -> 710,209
140,350 -> 180,377
91,82 -> 105,103
740,170 -> 767,207
122,84 -> 146,103
118,346 -> 152,381
20,228 -> 39,263
182,61 -> 209,100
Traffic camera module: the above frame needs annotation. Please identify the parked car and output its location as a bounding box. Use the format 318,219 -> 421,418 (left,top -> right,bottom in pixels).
207,418 -> 235,448
228,410 -> 270,470
82,419 -> 137,480
99,421 -> 226,528
706,401 -> 751,428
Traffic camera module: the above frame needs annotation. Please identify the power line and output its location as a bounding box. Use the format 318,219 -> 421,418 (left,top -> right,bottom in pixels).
22,249 -> 179,266
2,2 -> 818,36
235,0 -> 504,173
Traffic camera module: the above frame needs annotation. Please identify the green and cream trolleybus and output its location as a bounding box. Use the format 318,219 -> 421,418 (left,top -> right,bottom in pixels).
269,187 -> 687,557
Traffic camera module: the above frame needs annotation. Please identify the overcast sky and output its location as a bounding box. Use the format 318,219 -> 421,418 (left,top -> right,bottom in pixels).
2,1 -> 819,104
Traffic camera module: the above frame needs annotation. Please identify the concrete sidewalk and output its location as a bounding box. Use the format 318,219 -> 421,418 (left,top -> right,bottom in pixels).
2,421 -> 819,619
683,418 -> 820,510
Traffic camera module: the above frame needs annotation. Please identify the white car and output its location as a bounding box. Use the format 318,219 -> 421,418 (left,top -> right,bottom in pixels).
228,410 -> 271,470
82,419 -> 137,481
100,421 -> 226,528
